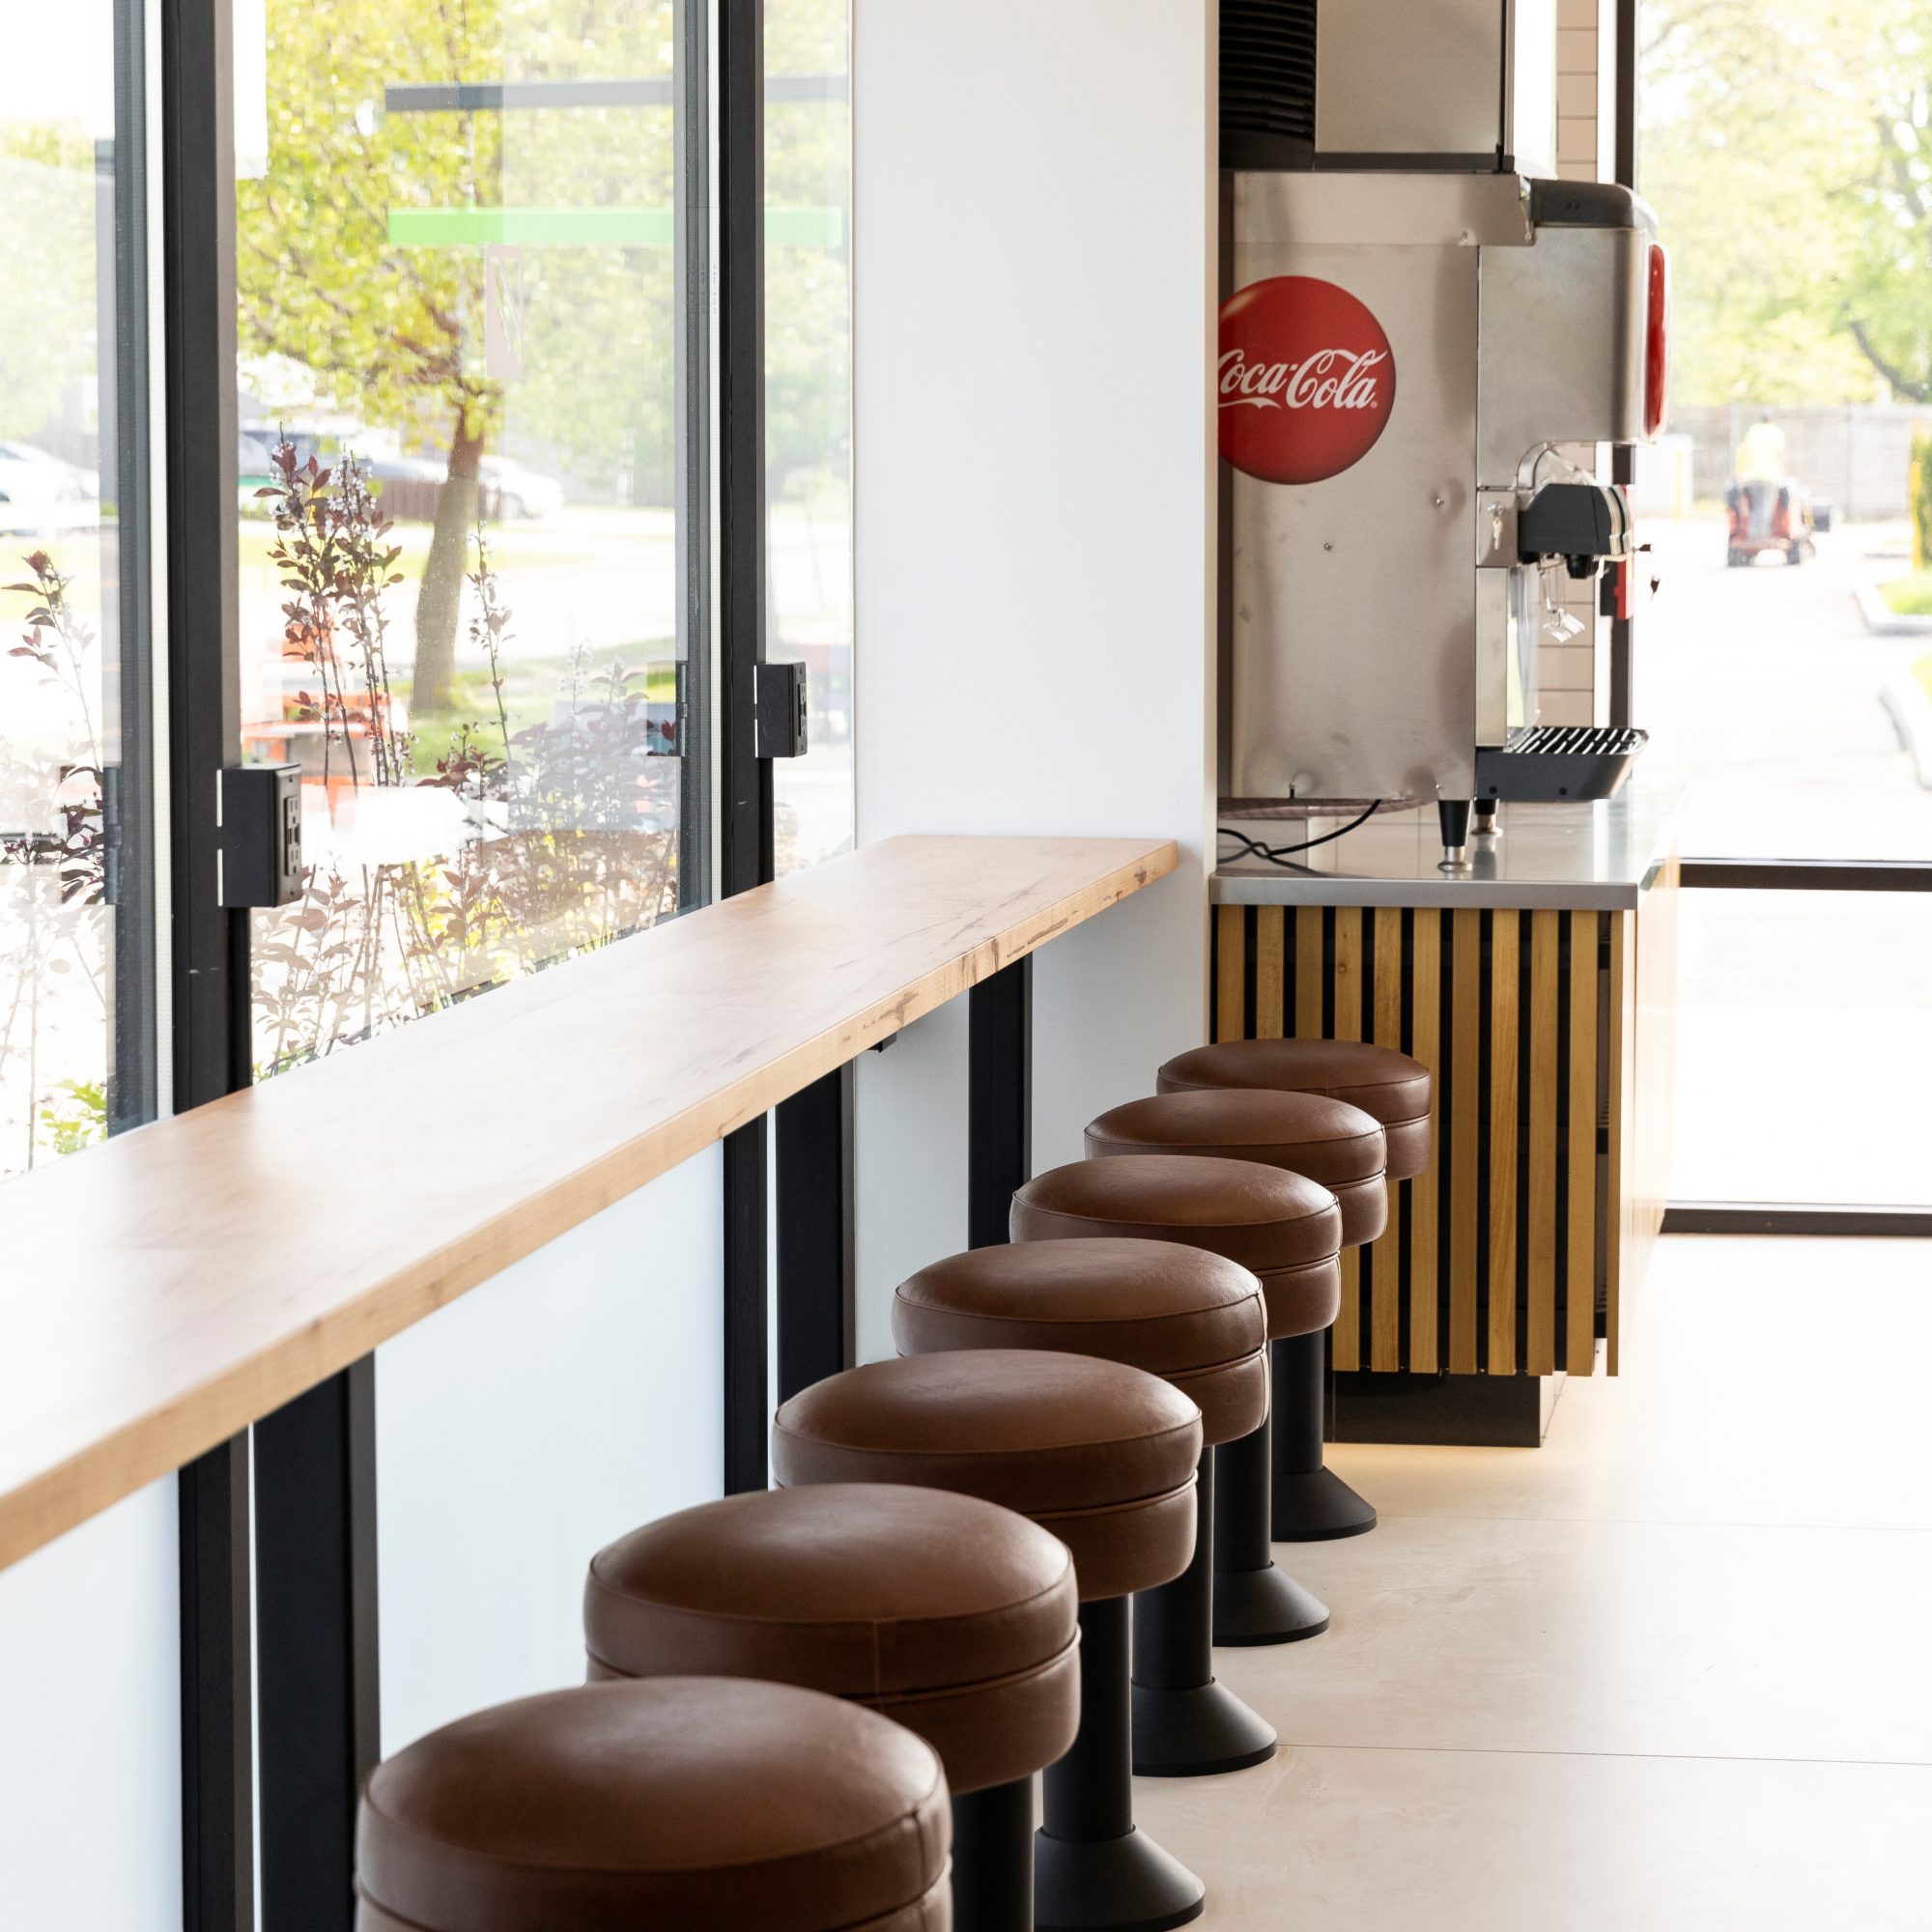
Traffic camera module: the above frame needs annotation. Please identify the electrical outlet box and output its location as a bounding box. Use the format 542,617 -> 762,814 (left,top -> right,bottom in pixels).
220,764 -> 304,908
753,661 -> 810,759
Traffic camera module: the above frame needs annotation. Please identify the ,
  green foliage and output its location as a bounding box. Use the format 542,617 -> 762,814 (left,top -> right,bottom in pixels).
0,132 -> 99,442
1880,567 -> 1932,611
1912,432 -> 1932,568
1642,0 -> 1932,406
36,1078 -> 106,1159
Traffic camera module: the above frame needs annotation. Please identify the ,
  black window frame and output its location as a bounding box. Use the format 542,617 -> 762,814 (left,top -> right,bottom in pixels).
156,0 -> 752,1918
1616,1 -> 1932,1236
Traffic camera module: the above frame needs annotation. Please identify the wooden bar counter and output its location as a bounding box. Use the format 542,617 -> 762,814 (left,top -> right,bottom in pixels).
0,834 -> 1176,1571
1212,786 -> 1679,1444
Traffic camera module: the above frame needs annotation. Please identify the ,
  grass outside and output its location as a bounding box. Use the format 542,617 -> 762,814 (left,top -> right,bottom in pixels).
1916,656 -> 1932,704
1880,571 -> 1932,615
401,648 -> 676,772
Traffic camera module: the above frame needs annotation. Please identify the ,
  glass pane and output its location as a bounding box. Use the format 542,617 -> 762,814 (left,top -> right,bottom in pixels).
765,0 -> 854,876
237,0 -> 696,1078
1640,517 -> 1932,861
0,0 -> 156,1180
1672,890 -> 1932,1206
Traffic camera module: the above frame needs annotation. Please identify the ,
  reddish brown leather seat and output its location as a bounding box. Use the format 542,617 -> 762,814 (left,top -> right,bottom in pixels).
894,1238 -> 1266,1447
1011,1155 -> 1342,1650
1084,1087 -> 1389,1550
355,1677 -> 951,1931
1084,1090 -> 1388,1248
584,1484 -> 1080,1799
895,1239 -> 1273,1783
1009,1154 -> 1341,1343
773,1350 -> 1200,1603
1156,1038 -> 1434,1180
774,1350 -> 1208,1932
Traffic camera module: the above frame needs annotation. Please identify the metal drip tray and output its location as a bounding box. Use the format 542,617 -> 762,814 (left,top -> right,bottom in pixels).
1476,725 -> 1648,802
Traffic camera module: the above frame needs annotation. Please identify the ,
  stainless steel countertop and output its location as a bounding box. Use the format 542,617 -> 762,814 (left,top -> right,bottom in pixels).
1211,779 -> 1685,910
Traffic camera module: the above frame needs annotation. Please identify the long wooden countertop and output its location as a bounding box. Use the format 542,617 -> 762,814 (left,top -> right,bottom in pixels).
0,834 -> 1178,1570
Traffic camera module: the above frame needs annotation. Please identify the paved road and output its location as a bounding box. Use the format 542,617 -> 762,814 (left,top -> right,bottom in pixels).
1639,518 -> 1932,1203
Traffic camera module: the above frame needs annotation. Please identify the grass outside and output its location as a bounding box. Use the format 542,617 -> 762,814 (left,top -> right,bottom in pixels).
1916,656 -> 1932,705
1880,571 -> 1932,616
401,651 -> 676,772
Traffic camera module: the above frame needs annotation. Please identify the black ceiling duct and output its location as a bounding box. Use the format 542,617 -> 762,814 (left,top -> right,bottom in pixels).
1221,0 -> 1318,170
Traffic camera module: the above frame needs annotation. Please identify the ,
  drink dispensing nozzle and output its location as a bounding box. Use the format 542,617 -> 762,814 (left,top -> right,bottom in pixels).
1472,798 -> 1499,838
1437,797 -> 1472,870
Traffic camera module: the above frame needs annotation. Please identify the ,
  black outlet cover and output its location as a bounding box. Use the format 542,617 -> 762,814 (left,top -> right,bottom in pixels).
753,661 -> 810,759
220,764 -> 304,908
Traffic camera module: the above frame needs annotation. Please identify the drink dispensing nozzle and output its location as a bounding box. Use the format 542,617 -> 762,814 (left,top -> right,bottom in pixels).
1437,797 -> 1472,870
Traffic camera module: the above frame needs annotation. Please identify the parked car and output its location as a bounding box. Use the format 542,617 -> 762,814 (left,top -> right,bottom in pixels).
0,443 -> 101,535
478,454 -> 564,521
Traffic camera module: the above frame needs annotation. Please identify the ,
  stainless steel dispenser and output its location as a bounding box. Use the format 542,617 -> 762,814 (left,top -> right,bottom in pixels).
1218,0 -> 1667,839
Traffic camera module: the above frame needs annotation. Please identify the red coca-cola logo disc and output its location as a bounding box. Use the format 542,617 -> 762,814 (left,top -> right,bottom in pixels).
1218,276 -> 1396,484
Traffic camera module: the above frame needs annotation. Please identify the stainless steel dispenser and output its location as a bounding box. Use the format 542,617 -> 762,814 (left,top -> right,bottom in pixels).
1219,171 -> 1663,815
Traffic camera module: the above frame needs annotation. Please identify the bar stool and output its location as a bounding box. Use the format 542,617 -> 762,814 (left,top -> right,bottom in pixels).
1086,1089 -> 1388,1546
1010,1155 -> 1339,1647
894,1238 -> 1270,1779
584,1484 -> 1079,1932
355,1677 -> 952,1930
1157,1037 -> 1432,1183
775,1350 -> 1206,1932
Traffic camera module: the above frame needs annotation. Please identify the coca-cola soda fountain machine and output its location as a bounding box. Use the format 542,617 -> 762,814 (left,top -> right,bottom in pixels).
1218,0 -> 1668,857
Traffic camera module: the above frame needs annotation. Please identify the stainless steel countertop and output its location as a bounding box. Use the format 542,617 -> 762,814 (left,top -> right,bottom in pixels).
1211,779 -> 1685,910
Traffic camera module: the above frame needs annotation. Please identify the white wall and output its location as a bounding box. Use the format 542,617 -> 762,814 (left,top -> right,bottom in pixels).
376,1149 -> 724,1752
851,0 -> 1216,1339
0,1477 -> 182,1928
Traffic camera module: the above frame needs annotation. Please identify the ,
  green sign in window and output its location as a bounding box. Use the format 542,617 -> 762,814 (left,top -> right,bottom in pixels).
386,207 -> 844,248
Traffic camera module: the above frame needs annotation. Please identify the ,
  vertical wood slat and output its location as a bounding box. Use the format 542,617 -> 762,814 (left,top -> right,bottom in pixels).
1487,911 -> 1520,1375
1215,905 -> 1245,1042
1255,906 -> 1286,1038
1331,909 -> 1364,1368
1606,909 -> 1633,1377
1408,909 -> 1441,1372
1448,910 -> 1482,1374
1332,909 -> 1363,1040
1370,906 -> 1405,1371
1525,910 -> 1560,1375
1294,906 -> 1324,1037
1567,913 -> 1601,1376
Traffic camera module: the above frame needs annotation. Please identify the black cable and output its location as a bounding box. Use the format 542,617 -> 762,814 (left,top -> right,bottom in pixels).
1217,801 -> 1381,867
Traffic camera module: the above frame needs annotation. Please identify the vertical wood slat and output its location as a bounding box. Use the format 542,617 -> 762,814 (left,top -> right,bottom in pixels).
1255,905 -> 1286,1038
1370,906 -> 1405,1372
1408,909 -> 1441,1372
1447,910 -> 1482,1374
1330,909 -> 1364,1369
1487,911 -> 1520,1375
1567,914 -> 1600,1375
1214,905 -> 1245,1043
1606,909 -> 1633,1377
1294,906 -> 1324,1037
1525,910 -> 1560,1375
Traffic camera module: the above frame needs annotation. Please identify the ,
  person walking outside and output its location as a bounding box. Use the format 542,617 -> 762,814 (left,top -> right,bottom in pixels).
1736,411 -> 1786,539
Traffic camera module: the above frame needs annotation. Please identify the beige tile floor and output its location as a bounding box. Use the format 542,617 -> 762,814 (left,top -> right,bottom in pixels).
1132,1236 -> 1932,1929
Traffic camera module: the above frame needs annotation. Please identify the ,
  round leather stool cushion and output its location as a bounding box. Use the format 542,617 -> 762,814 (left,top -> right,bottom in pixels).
894,1237 -> 1267,1448
583,1484 -> 1080,1796
773,1350 -> 1203,1602
1156,1038 -> 1434,1180
1085,1089 -> 1389,1248
1010,1154 -> 1342,1342
355,1677 -> 951,1932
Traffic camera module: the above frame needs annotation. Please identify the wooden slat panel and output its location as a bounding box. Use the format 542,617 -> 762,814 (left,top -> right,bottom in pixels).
1568,913 -> 1601,1376
0,834 -> 1179,1573
1370,906 -> 1405,1372
1448,910 -> 1482,1373
1408,909 -> 1441,1372
1606,909 -> 1633,1377
1294,906 -> 1324,1037
1215,905 -> 1246,1043
1525,910 -> 1560,1375
1334,1248 -> 1362,1371
1255,905 -> 1286,1039
1487,911 -> 1520,1376
1332,908 -> 1363,1041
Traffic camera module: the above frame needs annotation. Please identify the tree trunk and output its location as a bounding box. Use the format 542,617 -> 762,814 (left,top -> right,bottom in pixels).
412,412 -> 485,713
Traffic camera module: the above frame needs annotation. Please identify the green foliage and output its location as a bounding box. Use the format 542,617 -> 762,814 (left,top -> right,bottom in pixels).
37,1078 -> 106,1159
0,131 -> 99,441
1911,432 -> 1932,567
1641,0 -> 1932,406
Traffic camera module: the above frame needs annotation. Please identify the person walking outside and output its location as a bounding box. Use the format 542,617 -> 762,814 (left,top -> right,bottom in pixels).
1736,411 -> 1786,540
